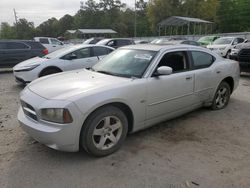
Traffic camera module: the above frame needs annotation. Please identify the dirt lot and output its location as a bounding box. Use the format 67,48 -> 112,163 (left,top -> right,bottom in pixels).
0,72 -> 250,188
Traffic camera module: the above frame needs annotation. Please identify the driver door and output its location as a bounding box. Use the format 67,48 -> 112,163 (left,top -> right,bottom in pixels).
146,51 -> 196,123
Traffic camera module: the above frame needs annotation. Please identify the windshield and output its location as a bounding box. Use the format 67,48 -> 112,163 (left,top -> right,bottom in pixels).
92,49 -> 157,78
96,39 -> 111,45
213,37 -> 233,45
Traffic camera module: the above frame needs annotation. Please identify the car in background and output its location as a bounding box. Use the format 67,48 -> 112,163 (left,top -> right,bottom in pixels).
34,37 -> 65,53
229,42 -> 249,60
207,37 -> 245,58
13,44 -> 114,84
96,38 -> 135,48
236,45 -> 250,73
0,40 -> 48,68
197,36 -> 220,46
153,39 -> 200,46
83,37 -> 104,44
18,44 -> 239,156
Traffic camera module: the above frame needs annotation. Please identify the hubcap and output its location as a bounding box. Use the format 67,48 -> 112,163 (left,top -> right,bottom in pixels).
215,86 -> 228,108
92,116 -> 123,150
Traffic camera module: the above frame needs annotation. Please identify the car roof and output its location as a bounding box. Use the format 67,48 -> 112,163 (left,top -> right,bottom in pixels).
121,44 -> 201,52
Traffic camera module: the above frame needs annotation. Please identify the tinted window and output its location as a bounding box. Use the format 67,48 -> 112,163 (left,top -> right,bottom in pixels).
0,42 -> 7,49
63,47 -> 91,59
157,51 -> 188,73
191,51 -> 215,68
25,41 -> 45,49
39,38 -> 49,44
93,47 -> 112,56
116,40 -> 132,46
5,42 -> 29,49
237,38 -> 245,43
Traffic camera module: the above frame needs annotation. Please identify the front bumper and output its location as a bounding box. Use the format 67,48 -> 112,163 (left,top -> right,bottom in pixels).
13,69 -> 38,84
18,88 -> 84,152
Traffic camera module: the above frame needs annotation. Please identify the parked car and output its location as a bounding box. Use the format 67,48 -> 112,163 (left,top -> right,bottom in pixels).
197,36 -> 220,46
13,44 -> 114,84
207,37 -> 245,58
18,44 -> 239,156
96,38 -> 135,48
83,37 -> 104,44
153,39 -> 200,46
0,40 -> 48,68
237,46 -> 250,73
34,37 -> 65,53
229,41 -> 249,60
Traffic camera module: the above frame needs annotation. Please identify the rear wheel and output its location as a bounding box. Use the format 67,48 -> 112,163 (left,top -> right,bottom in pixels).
211,81 -> 231,110
80,106 -> 128,157
39,68 -> 61,77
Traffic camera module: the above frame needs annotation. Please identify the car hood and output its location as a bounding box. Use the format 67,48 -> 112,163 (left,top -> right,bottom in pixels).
207,44 -> 228,49
13,57 -> 48,70
28,69 -> 129,100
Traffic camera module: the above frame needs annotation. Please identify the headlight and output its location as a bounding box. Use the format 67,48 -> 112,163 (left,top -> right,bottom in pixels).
41,108 -> 73,124
15,64 -> 40,72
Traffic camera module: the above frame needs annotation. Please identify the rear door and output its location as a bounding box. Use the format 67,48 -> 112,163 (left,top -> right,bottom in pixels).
189,50 -> 218,102
2,42 -> 30,67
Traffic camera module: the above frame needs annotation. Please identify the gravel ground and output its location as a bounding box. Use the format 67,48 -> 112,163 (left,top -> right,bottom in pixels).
0,72 -> 250,188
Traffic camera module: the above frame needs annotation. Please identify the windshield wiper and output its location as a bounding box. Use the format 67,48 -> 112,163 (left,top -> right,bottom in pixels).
96,70 -> 117,76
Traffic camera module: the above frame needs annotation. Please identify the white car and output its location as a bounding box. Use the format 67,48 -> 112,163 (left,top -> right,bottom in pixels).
13,44 -> 114,84
18,44 -> 239,156
207,37 -> 245,58
34,37 -> 66,53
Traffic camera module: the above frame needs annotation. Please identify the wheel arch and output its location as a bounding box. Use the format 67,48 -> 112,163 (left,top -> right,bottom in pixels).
221,76 -> 234,94
39,66 -> 62,77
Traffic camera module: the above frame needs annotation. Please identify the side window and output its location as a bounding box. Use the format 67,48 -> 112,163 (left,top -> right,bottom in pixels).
237,38 -> 245,44
93,47 -> 111,56
157,51 -> 189,73
191,51 -> 215,69
50,38 -> 62,45
117,40 -> 131,46
73,48 -> 91,59
0,42 -> 7,49
39,38 -> 49,44
5,42 -> 29,49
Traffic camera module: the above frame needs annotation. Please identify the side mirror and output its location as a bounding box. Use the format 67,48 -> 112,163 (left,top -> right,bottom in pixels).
154,66 -> 173,76
69,54 -> 77,60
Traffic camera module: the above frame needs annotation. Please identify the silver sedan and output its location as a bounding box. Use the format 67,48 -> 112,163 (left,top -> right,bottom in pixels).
18,44 -> 240,156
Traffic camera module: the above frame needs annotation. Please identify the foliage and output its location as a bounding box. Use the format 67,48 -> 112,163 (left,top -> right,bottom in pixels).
1,0 -> 250,39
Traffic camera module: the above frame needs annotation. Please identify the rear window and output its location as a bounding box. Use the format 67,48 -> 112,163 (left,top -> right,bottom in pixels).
5,42 -> 29,49
25,41 -> 45,49
191,51 -> 215,69
39,38 -> 49,44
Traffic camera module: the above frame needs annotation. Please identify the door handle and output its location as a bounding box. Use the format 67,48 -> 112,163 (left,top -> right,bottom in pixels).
216,70 -> 221,74
186,76 -> 192,80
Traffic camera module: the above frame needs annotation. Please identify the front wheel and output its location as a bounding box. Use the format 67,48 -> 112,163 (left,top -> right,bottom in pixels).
80,106 -> 128,157
211,81 -> 231,110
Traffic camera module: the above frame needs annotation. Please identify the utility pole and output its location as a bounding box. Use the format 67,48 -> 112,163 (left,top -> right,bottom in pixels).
13,9 -> 18,35
134,0 -> 137,38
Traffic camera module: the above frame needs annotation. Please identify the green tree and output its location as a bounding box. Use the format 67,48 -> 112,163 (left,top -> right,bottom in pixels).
0,22 -> 16,39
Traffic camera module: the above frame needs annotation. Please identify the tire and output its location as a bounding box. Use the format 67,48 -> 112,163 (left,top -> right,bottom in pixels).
80,106 -> 128,157
39,68 -> 61,77
211,81 -> 231,110
225,50 -> 231,59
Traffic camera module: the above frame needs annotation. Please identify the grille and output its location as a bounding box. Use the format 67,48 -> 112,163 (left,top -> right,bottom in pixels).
238,49 -> 250,62
21,100 -> 38,121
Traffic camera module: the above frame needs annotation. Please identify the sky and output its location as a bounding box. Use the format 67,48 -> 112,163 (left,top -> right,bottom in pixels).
0,0 -> 137,26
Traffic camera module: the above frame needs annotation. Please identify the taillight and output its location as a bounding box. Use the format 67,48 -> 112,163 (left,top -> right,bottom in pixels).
42,48 -> 48,55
